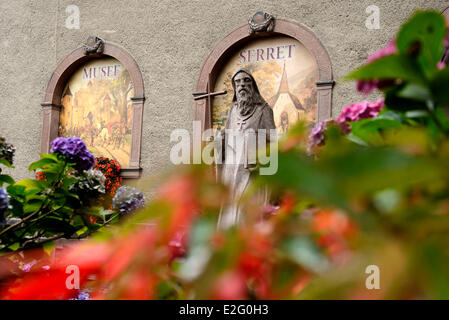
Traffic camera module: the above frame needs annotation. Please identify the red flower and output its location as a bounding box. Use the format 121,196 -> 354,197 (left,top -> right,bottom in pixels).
211,271 -> 247,300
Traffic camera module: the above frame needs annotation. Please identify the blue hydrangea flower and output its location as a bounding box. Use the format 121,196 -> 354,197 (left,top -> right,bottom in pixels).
50,137 -> 95,171
0,188 -> 11,226
112,186 -> 145,214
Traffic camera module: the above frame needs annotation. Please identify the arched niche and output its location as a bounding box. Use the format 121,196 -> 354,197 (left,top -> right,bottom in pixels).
40,38 -> 144,178
194,16 -> 333,134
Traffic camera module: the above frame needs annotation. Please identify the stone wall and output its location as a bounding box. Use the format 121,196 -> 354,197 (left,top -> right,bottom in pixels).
1,0 -> 447,180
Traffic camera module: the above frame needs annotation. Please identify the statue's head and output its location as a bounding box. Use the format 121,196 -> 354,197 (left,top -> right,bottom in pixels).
231,68 -> 264,116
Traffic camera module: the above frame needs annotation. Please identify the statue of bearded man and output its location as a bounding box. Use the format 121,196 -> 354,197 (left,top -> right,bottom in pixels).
216,68 -> 276,229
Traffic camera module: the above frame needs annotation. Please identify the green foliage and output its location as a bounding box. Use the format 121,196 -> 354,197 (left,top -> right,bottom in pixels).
346,10 -> 449,147
0,149 -> 122,252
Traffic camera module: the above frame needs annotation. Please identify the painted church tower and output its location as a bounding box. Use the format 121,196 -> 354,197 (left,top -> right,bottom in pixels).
268,62 -> 304,135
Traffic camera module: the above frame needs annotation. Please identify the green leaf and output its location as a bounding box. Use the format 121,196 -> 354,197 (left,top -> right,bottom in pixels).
61,177 -> 78,190
82,206 -> 104,217
385,84 -> 428,112
396,10 -> 446,78
15,179 -> 44,192
8,243 -> 20,251
0,174 -> 14,186
40,153 -> 59,162
43,242 -> 55,256
6,184 -> 26,197
398,83 -> 432,102
434,107 -> 449,131
28,158 -> 58,171
38,217 -> 76,234
76,226 -> 88,236
430,67 -> 449,107
99,209 -> 115,217
346,54 -> 425,85
23,199 -> 44,214
0,158 -> 13,168
350,114 -> 403,146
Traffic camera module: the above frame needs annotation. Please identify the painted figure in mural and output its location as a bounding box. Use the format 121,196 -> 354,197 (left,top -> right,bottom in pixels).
280,111 -> 289,135
216,68 -> 276,229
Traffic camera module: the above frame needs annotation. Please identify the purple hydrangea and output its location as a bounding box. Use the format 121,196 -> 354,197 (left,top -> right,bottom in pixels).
336,99 -> 384,130
0,188 -> 10,226
50,137 -> 95,171
357,39 -> 397,95
112,186 -> 145,214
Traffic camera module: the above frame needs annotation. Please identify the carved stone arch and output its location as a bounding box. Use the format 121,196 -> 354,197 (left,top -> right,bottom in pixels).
40,40 -> 144,178
194,18 -> 334,133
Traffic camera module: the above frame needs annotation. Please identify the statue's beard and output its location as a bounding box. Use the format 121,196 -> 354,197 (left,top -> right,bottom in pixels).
236,92 -> 255,116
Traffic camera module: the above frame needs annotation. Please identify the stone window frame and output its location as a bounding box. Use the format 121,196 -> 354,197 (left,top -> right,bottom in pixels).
194,18 -> 334,134
40,41 -> 145,178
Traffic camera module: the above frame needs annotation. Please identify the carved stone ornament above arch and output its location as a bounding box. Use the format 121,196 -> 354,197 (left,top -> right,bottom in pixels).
40,38 -> 145,178
194,13 -> 334,134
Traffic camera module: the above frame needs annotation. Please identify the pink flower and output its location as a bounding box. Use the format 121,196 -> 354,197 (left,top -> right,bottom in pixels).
438,61 -> 446,70
307,120 -> 344,152
308,121 -> 331,150
357,40 -> 397,95
168,230 -> 187,261
356,80 -> 379,95
336,99 -> 384,129
366,39 -> 397,64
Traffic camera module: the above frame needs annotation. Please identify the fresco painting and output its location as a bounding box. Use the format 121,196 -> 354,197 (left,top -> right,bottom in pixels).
59,58 -> 134,167
213,36 -> 318,136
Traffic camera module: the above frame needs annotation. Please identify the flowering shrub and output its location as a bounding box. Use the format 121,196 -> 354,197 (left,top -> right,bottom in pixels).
50,137 -> 95,171
94,157 -> 122,196
0,137 -> 124,252
1,10 -> 449,300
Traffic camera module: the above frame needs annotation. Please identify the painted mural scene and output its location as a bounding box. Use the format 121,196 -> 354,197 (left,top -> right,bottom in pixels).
213,36 -> 318,135
59,58 -> 133,167
1,3 -> 449,306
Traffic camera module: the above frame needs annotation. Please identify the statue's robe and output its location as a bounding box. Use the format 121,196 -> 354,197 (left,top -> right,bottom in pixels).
217,100 -> 276,229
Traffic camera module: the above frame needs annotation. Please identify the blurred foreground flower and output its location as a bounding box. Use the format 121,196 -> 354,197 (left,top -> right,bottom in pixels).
356,40 -> 397,94
308,120 -> 334,151
336,99 -> 384,132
